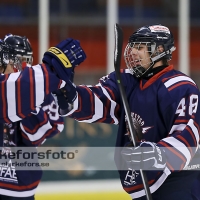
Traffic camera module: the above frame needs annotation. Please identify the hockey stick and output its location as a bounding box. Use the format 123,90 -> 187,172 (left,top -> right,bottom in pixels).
114,23 -> 152,200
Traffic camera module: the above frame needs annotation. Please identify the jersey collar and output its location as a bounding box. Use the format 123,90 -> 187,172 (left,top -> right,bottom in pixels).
140,65 -> 174,90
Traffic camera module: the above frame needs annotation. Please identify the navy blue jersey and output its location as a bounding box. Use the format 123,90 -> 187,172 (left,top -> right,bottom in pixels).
0,64 -> 65,123
0,64 -> 65,197
62,65 -> 200,199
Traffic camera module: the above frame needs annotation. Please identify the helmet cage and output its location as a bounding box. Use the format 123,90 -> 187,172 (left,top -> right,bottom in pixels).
124,37 -> 175,78
124,41 -> 156,77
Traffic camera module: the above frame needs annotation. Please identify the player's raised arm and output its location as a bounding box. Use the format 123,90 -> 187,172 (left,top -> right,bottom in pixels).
60,72 -> 123,124
42,38 -> 122,124
50,55 -> 126,124
0,38 -> 86,123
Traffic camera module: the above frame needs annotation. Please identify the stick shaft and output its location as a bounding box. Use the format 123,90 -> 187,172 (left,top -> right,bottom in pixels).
114,23 -> 152,200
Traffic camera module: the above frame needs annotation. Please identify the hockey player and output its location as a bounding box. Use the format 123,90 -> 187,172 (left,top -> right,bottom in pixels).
43,25 -> 200,200
0,34 -> 84,200
0,34 -> 64,200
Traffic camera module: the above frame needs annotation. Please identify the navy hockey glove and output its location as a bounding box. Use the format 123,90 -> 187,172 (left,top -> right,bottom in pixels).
43,38 -> 86,81
53,89 -> 68,110
53,70 -> 76,106
43,38 -> 86,103
121,141 -> 166,170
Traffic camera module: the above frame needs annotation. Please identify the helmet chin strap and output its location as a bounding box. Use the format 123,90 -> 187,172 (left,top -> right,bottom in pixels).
135,56 -> 164,78
141,57 -> 164,78
132,65 -> 146,78
140,45 -> 176,78
139,64 -> 154,78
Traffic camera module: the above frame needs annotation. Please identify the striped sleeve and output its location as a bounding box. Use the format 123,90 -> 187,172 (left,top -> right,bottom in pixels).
0,64 -> 65,123
61,72 -> 121,124
158,74 -> 200,171
20,94 -> 64,146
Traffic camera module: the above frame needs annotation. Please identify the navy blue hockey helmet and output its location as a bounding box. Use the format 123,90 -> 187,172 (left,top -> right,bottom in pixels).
0,34 -> 33,72
124,24 -> 176,78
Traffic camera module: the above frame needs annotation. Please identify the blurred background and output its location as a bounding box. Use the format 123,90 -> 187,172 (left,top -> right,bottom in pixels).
0,0 -> 200,199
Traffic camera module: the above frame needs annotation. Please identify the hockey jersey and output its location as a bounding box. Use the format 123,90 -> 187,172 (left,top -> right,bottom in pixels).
0,63 -> 65,123
62,65 -> 200,199
0,64 -> 65,197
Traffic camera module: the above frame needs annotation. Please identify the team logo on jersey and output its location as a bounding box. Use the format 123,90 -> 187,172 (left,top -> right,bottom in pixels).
0,123 -> 18,184
0,160 -> 18,183
3,123 -> 16,149
125,112 -> 153,141
124,169 -> 139,186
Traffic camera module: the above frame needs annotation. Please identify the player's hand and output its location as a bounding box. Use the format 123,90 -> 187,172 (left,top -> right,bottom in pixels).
53,69 -> 77,104
43,38 -> 86,103
42,38 -> 86,81
121,141 -> 166,170
53,89 -> 71,111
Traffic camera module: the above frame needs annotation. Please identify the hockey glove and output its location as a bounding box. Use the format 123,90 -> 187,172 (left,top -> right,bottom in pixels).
43,38 -> 86,81
43,38 -> 86,103
52,89 -> 73,112
121,141 -> 166,170
53,69 -> 76,107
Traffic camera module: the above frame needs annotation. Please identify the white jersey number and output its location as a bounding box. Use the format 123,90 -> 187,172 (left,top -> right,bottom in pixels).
176,95 -> 198,116
43,101 -> 59,121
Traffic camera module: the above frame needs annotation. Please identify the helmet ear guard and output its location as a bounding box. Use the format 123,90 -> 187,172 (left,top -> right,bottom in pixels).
124,24 -> 176,78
